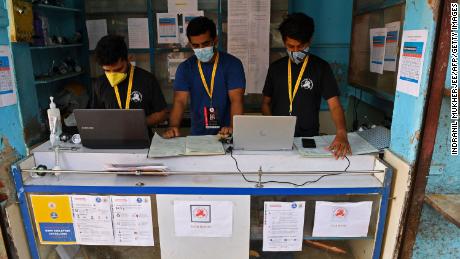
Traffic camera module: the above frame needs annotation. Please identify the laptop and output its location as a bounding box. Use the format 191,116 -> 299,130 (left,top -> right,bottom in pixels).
74,109 -> 150,149
232,115 -> 297,151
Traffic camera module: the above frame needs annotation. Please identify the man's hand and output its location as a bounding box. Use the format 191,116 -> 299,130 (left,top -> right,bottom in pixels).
218,126 -> 233,138
327,132 -> 351,160
163,127 -> 180,138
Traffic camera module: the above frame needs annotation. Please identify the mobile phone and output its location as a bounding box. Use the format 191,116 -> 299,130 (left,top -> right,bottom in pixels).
302,138 -> 316,148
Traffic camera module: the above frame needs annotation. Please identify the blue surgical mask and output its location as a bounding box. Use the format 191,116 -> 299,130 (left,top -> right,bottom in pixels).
287,46 -> 310,64
194,46 -> 215,62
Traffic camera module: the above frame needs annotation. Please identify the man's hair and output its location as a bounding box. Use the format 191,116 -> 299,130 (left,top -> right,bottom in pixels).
95,35 -> 128,66
278,13 -> 315,44
186,16 -> 217,41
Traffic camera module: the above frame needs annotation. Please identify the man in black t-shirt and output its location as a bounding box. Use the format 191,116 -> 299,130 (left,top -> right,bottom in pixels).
262,13 -> 351,159
91,35 -> 167,127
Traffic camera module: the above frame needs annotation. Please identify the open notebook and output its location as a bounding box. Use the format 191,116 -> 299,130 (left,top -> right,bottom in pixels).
293,132 -> 379,157
148,133 -> 225,157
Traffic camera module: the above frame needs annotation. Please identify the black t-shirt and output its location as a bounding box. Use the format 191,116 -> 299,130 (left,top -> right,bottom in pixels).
90,65 -> 167,117
263,55 -> 339,137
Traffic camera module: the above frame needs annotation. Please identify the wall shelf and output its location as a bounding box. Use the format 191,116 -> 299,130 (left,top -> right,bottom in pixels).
34,4 -> 81,13
30,44 -> 83,50
34,71 -> 84,85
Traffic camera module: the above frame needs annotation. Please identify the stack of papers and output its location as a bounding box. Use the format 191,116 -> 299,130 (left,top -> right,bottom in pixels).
294,132 -> 379,157
148,133 -> 225,157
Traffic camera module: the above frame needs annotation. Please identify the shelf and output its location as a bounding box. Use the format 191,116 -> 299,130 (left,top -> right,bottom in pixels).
425,194 -> 460,228
30,44 -> 83,50
34,72 -> 84,85
34,4 -> 81,13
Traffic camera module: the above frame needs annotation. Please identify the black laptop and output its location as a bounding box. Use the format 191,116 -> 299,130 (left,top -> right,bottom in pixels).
74,109 -> 150,149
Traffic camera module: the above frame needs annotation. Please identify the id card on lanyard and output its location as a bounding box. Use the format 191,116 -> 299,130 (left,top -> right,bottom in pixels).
288,56 -> 309,115
113,65 -> 135,110
198,53 -> 220,129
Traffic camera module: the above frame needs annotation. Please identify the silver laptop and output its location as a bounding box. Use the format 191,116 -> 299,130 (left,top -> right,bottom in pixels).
232,115 -> 296,151
74,109 -> 150,149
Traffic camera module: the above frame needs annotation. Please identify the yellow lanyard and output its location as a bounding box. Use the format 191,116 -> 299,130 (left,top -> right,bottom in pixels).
198,53 -> 219,106
288,56 -> 309,115
113,65 -> 135,110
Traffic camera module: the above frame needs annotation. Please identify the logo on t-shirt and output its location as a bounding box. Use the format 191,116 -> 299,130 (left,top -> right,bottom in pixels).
301,78 -> 314,90
131,91 -> 143,103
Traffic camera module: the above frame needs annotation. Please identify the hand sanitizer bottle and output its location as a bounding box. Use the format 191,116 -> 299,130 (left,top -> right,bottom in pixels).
47,96 -> 62,145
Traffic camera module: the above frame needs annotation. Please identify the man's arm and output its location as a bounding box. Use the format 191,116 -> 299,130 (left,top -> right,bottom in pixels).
327,96 -> 351,159
146,109 -> 168,127
163,91 -> 189,138
261,96 -> 272,115
219,88 -> 244,136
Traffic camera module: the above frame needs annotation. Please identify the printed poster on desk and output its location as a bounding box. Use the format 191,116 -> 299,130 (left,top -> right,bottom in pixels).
312,201 -> 373,237
30,195 -> 76,244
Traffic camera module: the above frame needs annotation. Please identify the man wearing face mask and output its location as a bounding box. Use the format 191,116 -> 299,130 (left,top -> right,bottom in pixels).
262,13 -> 351,159
91,35 -> 168,129
163,16 -> 245,138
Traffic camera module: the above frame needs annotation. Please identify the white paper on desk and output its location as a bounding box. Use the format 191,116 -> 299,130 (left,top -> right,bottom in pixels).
294,132 -> 379,157
228,0 -> 270,94
174,200 -> 233,237
370,28 -> 387,74
148,133 -> 186,157
111,196 -> 154,246
71,195 -> 114,245
86,19 -> 107,50
312,201 -> 373,237
168,0 -> 197,13
0,45 -> 17,107
157,13 -> 179,44
263,201 -> 305,251
128,18 -> 150,49
185,135 -> 225,155
396,30 -> 428,97
384,21 -> 401,71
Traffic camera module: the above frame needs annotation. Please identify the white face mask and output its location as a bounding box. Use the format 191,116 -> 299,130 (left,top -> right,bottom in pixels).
193,46 -> 215,62
287,46 -> 310,64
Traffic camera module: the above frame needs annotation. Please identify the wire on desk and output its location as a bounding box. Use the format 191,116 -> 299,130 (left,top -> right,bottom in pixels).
228,147 -> 351,187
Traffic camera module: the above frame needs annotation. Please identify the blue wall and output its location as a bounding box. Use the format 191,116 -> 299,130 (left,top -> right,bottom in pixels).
290,0 -> 353,109
0,0 -> 26,156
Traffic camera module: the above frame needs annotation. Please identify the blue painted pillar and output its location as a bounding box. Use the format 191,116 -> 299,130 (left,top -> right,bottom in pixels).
389,1 -> 439,164
0,0 -> 26,156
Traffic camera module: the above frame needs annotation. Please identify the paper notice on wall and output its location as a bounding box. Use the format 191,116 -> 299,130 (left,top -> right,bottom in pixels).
86,19 -> 107,50
396,30 -> 428,97
369,28 -> 387,74
168,57 -> 186,80
0,45 -> 17,107
228,0 -> 270,93
262,201 -> 306,252
71,195 -> 114,245
168,0 -> 197,13
111,196 -> 154,246
174,200 -> 233,237
128,18 -> 150,49
384,21 -> 401,71
312,201 -> 373,237
157,13 -> 179,44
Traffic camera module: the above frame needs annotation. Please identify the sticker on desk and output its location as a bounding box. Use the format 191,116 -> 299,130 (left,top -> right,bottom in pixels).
312,201 -> 373,237
174,200 -> 233,237
111,196 -> 155,246
262,201 -> 306,251
30,195 -> 76,244
71,195 -> 114,245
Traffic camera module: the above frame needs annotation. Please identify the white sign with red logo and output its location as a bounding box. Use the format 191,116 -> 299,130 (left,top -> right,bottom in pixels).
174,200 -> 233,237
312,201 -> 373,237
